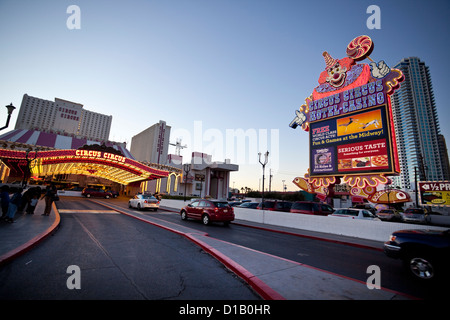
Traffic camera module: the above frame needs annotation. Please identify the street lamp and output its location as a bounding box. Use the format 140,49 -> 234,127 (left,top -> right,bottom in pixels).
0,103 -> 16,131
258,151 -> 269,209
183,163 -> 191,202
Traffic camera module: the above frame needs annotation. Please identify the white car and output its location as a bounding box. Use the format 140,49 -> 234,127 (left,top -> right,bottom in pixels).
128,194 -> 160,211
329,208 -> 380,220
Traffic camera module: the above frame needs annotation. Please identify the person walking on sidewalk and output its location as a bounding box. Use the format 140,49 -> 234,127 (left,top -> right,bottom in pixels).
5,188 -> 23,223
41,183 -> 57,216
26,192 -> 39,215
0,185 -> 10,219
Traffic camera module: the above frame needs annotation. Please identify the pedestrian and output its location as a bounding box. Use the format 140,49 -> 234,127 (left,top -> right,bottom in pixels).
0,185 -> 10,218
41,183 -> 57,216
20,186 -> 35,213
5,188 -> 23,223
26,191 -> 39,215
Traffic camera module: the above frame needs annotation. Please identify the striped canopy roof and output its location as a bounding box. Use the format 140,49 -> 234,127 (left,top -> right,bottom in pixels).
0,129 -> 134,159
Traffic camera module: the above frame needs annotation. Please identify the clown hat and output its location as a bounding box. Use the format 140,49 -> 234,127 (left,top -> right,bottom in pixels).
322,51 -> 338,70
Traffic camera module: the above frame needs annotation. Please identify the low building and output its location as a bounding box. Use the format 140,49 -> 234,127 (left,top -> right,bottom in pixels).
180,152 -> 238,200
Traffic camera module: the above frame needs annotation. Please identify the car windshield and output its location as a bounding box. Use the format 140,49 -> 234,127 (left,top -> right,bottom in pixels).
362,210 -> 375,217
262,201 -> 275,208
213,201 -> 229,208
405,209 -> 424,214
346,209 -> 359,216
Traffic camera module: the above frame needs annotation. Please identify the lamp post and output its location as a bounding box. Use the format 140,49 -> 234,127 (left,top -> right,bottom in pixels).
183,163 -> 191,202
258,151 -> 269,209
0,103 -> 16,131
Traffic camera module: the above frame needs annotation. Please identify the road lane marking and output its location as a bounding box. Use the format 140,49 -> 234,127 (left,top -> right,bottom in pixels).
58,209 -> 119,214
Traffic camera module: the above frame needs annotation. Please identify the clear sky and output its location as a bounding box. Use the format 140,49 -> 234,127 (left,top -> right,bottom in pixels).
1,0 -> 449,192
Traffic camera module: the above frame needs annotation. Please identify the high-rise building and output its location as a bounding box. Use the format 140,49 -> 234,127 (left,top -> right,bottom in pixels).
130,120 -> 171,164
15,94 -> 112,141
390,57 -> 446,189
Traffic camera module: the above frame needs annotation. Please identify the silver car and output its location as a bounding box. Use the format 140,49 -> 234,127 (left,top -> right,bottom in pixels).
128,194 -> 160,211
377,209 -> 402,222
329,208 -> 380,220
401,208 -> 430,224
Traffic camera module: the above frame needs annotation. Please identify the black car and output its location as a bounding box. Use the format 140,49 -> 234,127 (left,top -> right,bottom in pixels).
384,228 -> 450,281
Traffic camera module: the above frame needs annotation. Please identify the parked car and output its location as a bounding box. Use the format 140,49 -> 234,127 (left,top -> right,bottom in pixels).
384,228 -> 450,281
352,203 -> 377,215
236,202 -> 259,209
180,199 -> 234,225
106,190 -> 119,198
401,208 -> 430,224
128,194 -> 160,211
228,201 -> 242,207
81,188 -> 113,199
329,208 -> 380,220
257,200 -> 292,212
290,201 -> 334,215
377,208 -> 402,222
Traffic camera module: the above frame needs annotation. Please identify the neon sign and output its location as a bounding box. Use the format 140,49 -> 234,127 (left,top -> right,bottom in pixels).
75,149 -> 126,163
290,35 -> 405,202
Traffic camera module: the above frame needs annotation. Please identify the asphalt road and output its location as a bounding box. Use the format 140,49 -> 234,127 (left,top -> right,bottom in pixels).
0,197 -> 260,300
106,199 -> 448,300
1,197 -> 447,301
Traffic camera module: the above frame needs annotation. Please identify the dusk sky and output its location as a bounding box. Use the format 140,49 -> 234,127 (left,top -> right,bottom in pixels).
1,0 -> 449,192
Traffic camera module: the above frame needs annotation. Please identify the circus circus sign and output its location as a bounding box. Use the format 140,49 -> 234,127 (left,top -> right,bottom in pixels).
290,35 -> 408,203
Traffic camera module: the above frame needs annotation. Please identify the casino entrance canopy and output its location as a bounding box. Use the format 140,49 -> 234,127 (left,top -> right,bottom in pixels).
0,148 -> 170,185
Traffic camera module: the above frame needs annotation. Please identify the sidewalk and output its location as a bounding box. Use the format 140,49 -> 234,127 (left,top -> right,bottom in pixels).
0,199 -> 60,266
0,198 -> 414,300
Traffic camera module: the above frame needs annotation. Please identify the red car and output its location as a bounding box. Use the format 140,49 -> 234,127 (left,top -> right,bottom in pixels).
180,199 -> 234,225
81,187 -> 113,199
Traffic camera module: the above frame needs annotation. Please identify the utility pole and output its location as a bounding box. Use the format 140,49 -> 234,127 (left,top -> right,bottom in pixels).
258,151 -> 269,209
269,169 -> 272,192
414,166 -> 418,207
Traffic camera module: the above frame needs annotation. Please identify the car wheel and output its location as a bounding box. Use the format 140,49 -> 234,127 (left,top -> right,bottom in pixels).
405,255 -> 435,280
137,203 -> 141,211
202,214 -> 210,225
105,195 -> 110,199
86,194 -> 91,198
128,202 -> 132,208
181,211 -> 187,220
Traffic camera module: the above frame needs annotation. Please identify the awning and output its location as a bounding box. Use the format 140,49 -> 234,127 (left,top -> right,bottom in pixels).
0,148 -> 169,185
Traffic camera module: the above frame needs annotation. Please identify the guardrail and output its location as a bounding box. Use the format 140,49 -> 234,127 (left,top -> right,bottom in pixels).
160,199 -> 448,242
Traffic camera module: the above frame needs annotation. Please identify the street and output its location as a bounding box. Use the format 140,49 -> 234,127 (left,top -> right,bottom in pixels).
0,196 -> 447,300
0,197 -> 259,300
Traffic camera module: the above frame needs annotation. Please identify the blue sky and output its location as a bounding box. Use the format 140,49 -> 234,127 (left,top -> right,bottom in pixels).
1,0 -> 449,192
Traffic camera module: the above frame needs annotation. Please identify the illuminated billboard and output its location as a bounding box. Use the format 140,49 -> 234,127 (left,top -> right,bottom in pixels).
418,181 -> 450,206
310,101 -> 396,177
290,35 -> 406,202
